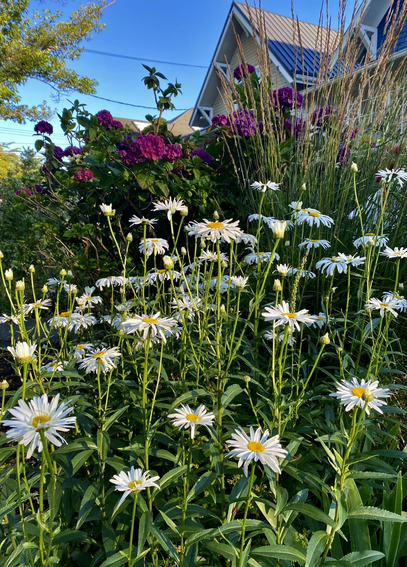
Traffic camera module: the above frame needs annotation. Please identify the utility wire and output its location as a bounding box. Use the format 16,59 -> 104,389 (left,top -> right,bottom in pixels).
84,48 -> 208,69
85,93 -> 191,112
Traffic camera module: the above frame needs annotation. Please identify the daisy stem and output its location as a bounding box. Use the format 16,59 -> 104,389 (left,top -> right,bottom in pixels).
294,342 -> 326,416
128,493 -> 138,567
21,363 -> 28,400
142,224 -> 147,311
180,436 -> 193,562
39,431 -> 56,563
393,258 -> 400,293
107,216 -> 123,264
352,170 -> 365,238
142,337 -> 151,510
342,267 -> 352,343
238,463 -> 256,567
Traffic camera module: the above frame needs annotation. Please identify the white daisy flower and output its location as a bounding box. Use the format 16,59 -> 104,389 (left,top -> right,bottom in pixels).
115,300 -> 136,313
68,313 -> 98,333
264,329 -> 295,346
270,220 -> 288,239
199,250 -> 229,263
365,297 -> 401,317
380,246 -> 407,259
311,312 -> 327,328
79,347 -> 121,374
48,311 -> 72,328
95,276 -> 125,290
299,238 -> 331,250
145,269 -> 181,284
72,343 -> 95,361
100,203 -> 115,216
295,208 -> 334,228
168,404 -> 215,439
139,238 -> 169,257
45,277 -> 60,287
110,467 -> 160,510
63,283 -> 77,294
382,292 -> 407,311
288,200 -> 303,212
376,168 -> 407,187
315,256 -> 349,276
7,341 -> 37,364
337,253 -> 366,268
353,233 -> 388,248
287,268 -> 316,279
100,314 -> 123,330
152,197 -> 186,220
250,181 -> 280,192
244,250 -> 280,265
231,276 -> 248,289
226,426 -> 288,477
129,215 -> 158,227
330,377 -> 391,414
262,301 -> 316,332
122,312 -> 179,342
1,394 -> 76,458
275,264 -> 291,276
169,296 -> 201,320
23,299 -> 52,314
0,313 -> 20,325
234,232 -> 257,246
186,219 -> 242,243
76,286 -> 103,308
41,360 -> 66,373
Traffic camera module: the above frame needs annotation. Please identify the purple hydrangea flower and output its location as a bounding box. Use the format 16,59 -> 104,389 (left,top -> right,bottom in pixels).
34,121 -> 53,135
35,184 -> 43,193
233,63 -> 256,81
164,144 -> 183,162
73,169 -> 95,182
285,118 -> 305,138
227,109 -> 258,138
311,105 -> 338,127
271,87 -> 303,110
132,133 -> 165,161
190,148 -> 213,164
16,187 -> 32,197
212,114 -> 228,127
337,143 -> 350,164
63,146 -> 82,157
112,120 -> 123,129
96,110 -> 114,129
53,146 -> 64,160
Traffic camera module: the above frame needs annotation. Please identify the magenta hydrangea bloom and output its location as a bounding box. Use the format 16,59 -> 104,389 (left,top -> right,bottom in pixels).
96,110 -> 114,129
285,117 -> 305,138
227,109 -> 258,138
112,120 -> 123,129
164,144 -> 183,161
63,146 -> 82,157
191,148 -> 213,164
73,169 -> 95,182
132,133 -> 165,160
53,146 -> 64,160
271,87 -> 303,109
34,121 -> 53,135
16,187 -> 32,197
233,63 -> 256,81
311,105 -> 338,127
212,114 -> 228,127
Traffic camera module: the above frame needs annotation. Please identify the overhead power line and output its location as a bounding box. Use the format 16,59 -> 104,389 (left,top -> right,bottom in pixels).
84,48 -> 208,69
86,93 -> 190,112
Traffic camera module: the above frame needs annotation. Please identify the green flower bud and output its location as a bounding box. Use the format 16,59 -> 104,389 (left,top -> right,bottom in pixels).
320,333 -> 330,345
16,280 -> 25,291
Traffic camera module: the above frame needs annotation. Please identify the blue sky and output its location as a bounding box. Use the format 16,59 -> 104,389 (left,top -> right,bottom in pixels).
0,0 -> 353,152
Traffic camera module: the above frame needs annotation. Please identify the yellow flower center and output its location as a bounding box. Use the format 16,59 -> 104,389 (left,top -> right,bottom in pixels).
76,345 -> 84,350
142,317 -> 158,324
151,239 -> 158,243
128,480 -> 142,489
302,208 -> 310,212
158,269 -> 166,274
330,257 -> 339,262
60,311 -> 69,317
32,415 -> 50,428
365,232 -> 375,236
309,211 -> 320,217
379,302 -> 388,307
257,252 -> 265,255
310,239 -> 319,242
86,296 -> 92,300
186,413 -> 200,423
92,351 -> 106,358
247,441 -> 264,452
316,316 -> 324,320
351,386 -> 365,398
394,251 -> 401,255
207,222 -> 224,229
281,312 -> 296,318
49,362 -> 58,367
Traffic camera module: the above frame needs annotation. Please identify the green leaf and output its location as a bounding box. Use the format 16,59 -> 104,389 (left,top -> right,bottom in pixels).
205,542 -> 237,562
71,450 -> 94,474
348,472 -> 397,480
282,502 -> 337,528
150,524 -> 179,562
340,550 -> 385,566
137,511 -> 152,556
187,471 -> 216,502
251,544 -> 306,562
76,483 -> 99,529
53,529 -> 94,545
221,384 -> 243,408
347,507 -> 407,522
386,471 -> 405,567
99,551 -> 128,567
305,531 -> 328,567
104,406 -> 129,431
153,465 -> 187,494
346,479 -> 371,553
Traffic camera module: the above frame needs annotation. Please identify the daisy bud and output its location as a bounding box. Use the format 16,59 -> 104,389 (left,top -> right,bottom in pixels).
332,287 -> 337,294
0,379 -> 9,390
362,388 -> 374,402
126,233 -> 133,242
180,206 -> 189,217
181,247 -> 187,256
0,251 -> 4,259
273,279 -> 282,291
271,220 -> 288,240
221,260 -> 228,269
42,285 -> 48,294
100,203 -> 115,217
301,183 -> 307,191
28,265 -> 35,273
220,304 -> 226,313
367,238 -> 375,247
243,375 -> 251,384
200,239 -> 206,249
213,210 -> 219,220
5,269 -> 13,280
163,255 -> 174,270
351,162 -> 358,173
67,270 -> 73,277
320,333 -> 330,345
285,240 -> 290,247
399,283 -> 404,290
60,269 -> 67,277
16,280 -> 25,291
